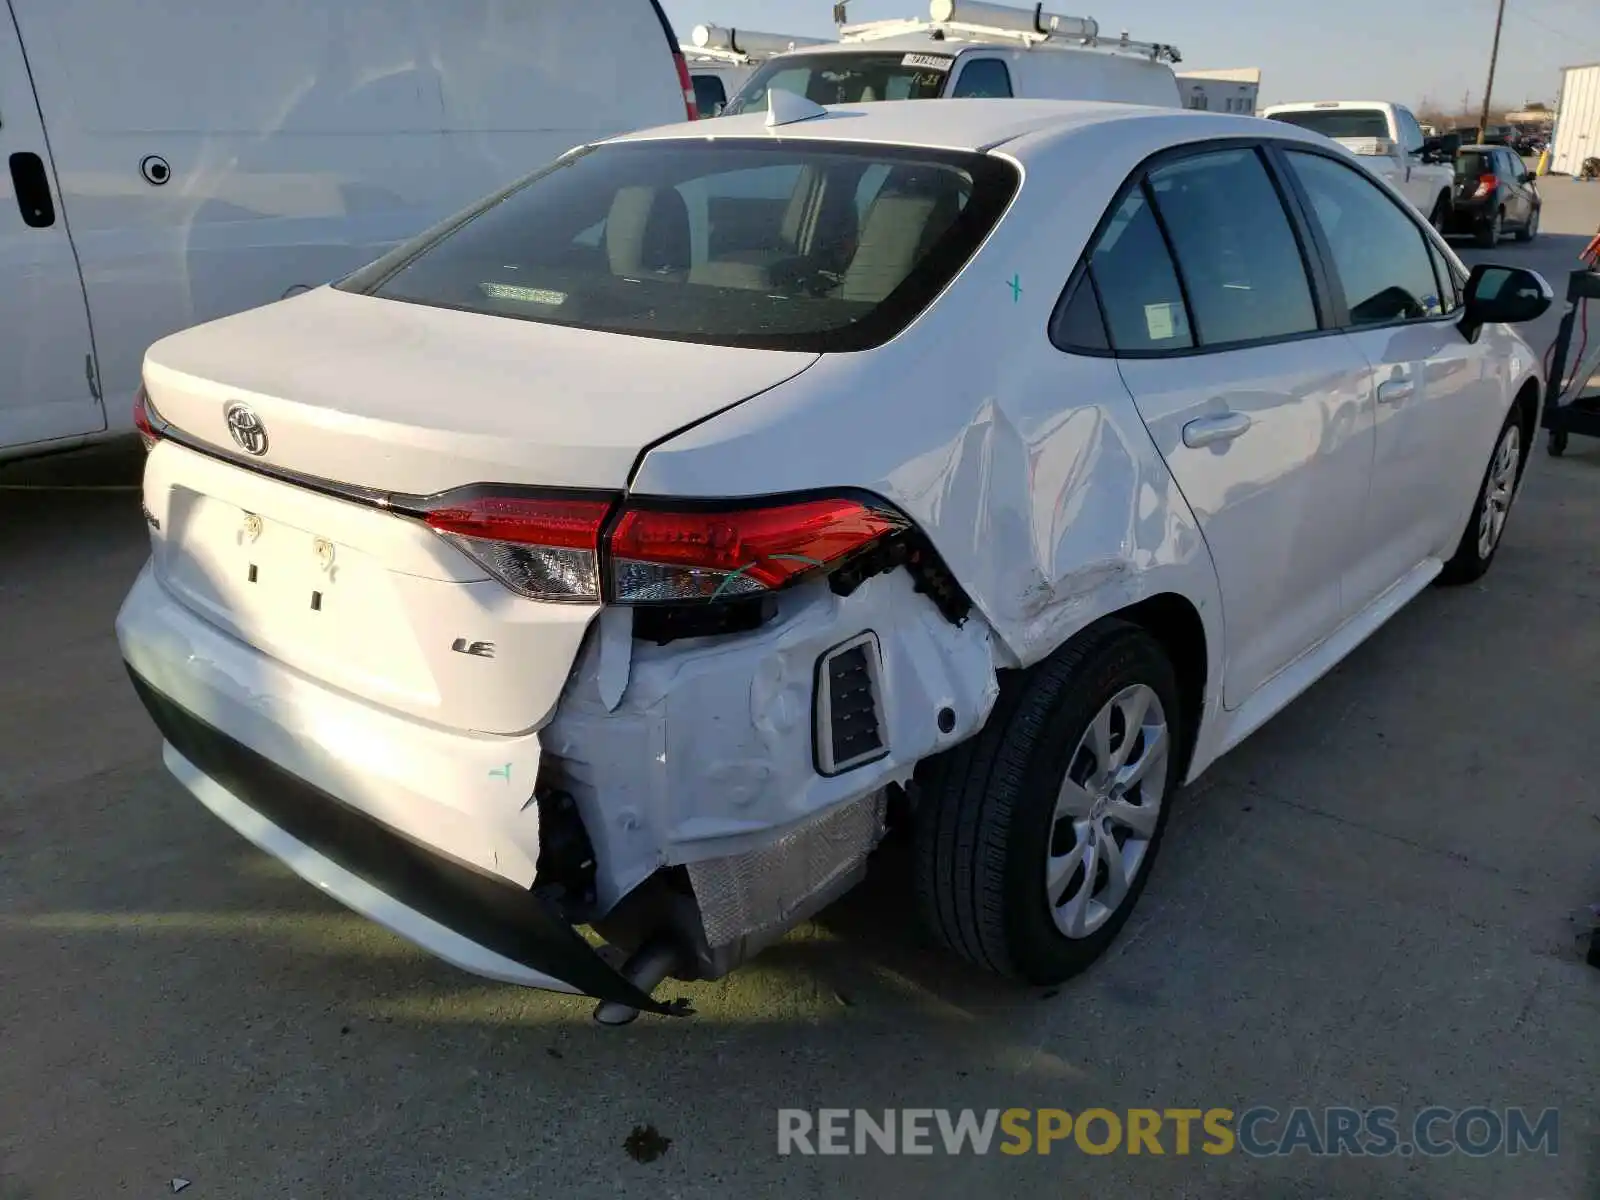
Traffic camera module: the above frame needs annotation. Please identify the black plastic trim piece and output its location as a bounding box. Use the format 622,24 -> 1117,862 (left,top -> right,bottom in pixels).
124,667 -> 679,1016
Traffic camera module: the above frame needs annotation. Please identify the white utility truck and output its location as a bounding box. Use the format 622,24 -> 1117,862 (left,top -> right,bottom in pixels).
722,0 -> 1183,116
683,25 -> 831,116
0,0 -> 696,463
1263,100 -> 1456,230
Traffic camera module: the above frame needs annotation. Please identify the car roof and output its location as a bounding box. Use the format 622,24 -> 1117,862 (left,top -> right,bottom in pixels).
609,98 -> 1293,156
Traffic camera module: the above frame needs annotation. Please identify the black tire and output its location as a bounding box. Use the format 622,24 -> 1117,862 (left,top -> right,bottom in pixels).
1549,429 -> 1568,457
1428,195 -> 1450,236
912,621 -> 1184,984
1475,208 -> 1503,249
1439,405 -> 1526,585
1515,205 -> 1540,242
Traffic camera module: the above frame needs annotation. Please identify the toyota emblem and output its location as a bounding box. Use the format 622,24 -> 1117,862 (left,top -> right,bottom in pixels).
224,403 -> 268,456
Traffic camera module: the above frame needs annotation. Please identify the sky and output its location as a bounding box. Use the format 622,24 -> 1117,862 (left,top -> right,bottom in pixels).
661,0 -> 1600,113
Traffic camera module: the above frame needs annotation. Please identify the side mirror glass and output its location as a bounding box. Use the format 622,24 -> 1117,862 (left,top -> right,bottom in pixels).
1520,171 -> 1536,184
1459,264 -> 1553,341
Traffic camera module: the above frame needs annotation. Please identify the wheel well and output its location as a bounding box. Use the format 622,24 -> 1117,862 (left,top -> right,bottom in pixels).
1114,593 -> 1207,779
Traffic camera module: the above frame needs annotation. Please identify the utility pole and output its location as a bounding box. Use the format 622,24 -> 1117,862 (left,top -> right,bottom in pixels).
1479,0 -> 1507,135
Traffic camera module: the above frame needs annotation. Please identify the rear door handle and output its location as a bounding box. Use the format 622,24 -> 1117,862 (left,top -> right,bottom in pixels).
1182,411 -> 1252,449
1376,379 -> 1415,405
8,152 -> 57,228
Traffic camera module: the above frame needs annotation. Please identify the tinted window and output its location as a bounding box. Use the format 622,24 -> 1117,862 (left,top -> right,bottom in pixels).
1455,150 -> 1495,178
950,58 -> 1013,98
1427,240 -> 1461,314
1286,150 -> 1445,325
1087,187 -> 1193,352
1147,148 -> 1318,346
692,74 -> 727,116
338,140 -> 1018,353
723,52 -> 951,115
1268,108 -> 1388,140
1052,275 -> 1110,352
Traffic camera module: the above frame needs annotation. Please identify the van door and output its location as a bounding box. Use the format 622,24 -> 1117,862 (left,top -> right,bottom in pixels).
0,4 -> 101,451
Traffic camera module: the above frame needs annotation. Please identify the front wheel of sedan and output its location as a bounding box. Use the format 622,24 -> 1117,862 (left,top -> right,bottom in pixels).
913,621 -> 1183,984
1439,410 -> 1524,585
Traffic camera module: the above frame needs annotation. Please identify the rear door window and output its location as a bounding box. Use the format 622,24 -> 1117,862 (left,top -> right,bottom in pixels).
1086,187 -> 1193,352
692,74 -> 727,116
1146,148 -> 1319,346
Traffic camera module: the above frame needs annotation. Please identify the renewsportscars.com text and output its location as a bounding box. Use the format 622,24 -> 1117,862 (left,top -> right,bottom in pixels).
777,1107 -> 1559,1158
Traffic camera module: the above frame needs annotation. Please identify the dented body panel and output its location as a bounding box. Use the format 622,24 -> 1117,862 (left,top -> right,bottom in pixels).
543,570 -> 999,910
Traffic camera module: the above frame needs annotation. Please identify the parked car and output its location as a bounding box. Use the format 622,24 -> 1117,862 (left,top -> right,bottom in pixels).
0,0 -> 697,464
1447,144 -> 1542,246
721,0 -> 1183,115
1481,124 -> 1516,147
1262,101 -> 1456,231
119,97 -> 1550,1021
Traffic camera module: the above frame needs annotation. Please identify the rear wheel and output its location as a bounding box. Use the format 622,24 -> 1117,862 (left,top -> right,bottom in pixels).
1476,208 -> 1504,248
1428,195 -> 1450,235
1516,205 -> 1540,242
913,622 -> 1183,984
1440,410 -> 1524,584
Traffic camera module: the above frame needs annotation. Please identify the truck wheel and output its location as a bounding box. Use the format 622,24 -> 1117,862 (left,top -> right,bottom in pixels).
1476,208 -> 1503,249
1428,195 -> 1450,235
913,621 -> 1183,984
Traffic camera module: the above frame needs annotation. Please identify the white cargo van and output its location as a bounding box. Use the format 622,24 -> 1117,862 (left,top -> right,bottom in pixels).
683,25 -> 830,117
0,0 -> 696,462
722,0 -> 1182,116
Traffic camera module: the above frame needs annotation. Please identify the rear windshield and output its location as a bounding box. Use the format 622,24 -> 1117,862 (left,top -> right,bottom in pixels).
1267,109 -> 1388,140
1455,151 -> 1495,177
723,52 -> 951,116
337,139 -> 1018,352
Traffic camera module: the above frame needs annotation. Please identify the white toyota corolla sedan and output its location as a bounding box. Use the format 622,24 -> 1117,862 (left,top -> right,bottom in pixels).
119,96 -> 1551,1022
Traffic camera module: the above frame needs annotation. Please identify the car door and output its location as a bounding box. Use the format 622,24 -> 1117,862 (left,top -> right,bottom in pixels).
0,14 -> 102,451
1081,144 -> 1375,708
1498,150 -> 1532,225
1279,146 -> 1502,612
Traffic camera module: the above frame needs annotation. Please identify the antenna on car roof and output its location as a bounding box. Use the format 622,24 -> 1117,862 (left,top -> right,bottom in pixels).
766,89 -> 829,128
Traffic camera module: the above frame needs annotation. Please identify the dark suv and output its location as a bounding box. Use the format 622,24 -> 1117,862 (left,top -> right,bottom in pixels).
1447,145 -> 1540,247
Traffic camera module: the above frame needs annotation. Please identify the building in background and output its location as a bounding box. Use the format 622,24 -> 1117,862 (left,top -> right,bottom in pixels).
1550,63 -> 1599,175
1176,67 -> 1260,114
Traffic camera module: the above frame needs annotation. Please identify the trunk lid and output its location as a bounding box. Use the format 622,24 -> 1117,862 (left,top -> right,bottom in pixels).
142,286 -> 819,495
140,287 -> 818,735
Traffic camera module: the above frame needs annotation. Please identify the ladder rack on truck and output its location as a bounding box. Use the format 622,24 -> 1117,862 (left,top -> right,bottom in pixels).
839,0 -> 1180,64
685,24 -> 830,66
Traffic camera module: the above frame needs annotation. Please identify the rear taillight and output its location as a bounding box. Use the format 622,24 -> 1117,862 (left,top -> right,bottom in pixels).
673,52 -> 701,120
1473,173 -> 1499,198
609,497 -> 907,603
423,494 -> 613,602
420,490 -> 908,606
133,385 -> 166,451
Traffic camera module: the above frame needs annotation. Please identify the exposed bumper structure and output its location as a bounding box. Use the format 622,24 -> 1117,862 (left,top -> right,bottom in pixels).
126,668 -> 680,1015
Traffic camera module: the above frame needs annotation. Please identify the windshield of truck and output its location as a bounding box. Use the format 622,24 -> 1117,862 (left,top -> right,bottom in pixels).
337,139 -> 1019,353
1267,109 -> 1388,140
722,52 -> 951,116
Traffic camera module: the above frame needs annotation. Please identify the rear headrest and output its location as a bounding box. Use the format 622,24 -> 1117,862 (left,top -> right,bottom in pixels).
606,186 -> 691,277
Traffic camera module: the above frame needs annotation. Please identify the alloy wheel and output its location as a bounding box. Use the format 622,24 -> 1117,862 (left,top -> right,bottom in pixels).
1045,684 -> 1170,939
1477,424 -> 1521,560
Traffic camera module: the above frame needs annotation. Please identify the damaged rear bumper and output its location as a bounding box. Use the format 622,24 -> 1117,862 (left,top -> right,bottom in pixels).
126,669 -> 682,1016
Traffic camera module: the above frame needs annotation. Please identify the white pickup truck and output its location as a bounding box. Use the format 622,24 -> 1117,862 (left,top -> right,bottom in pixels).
1263,101 -> 1455,231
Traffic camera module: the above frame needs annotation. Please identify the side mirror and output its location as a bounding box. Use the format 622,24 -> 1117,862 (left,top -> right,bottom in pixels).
1520,171 -> 1536,184
1459,264 -> 1553,342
